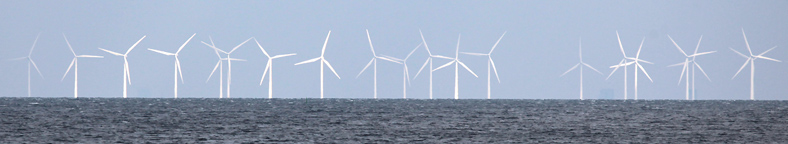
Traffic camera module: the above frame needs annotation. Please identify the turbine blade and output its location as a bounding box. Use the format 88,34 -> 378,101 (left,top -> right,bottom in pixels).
366,29 -> 376,56
419,29 -> 432,56
413,58 -> 430,79
227,58 -> 246,61
380,55 -> 403,62
9,57 -> 28,61
637,64 -> 653,82
63,34 -> 76,56
229,37 -> 253,54
582,62 -> 603,74
636,37 -> 645,58
294,57 -> 321,65
606,59 -> 625,80
253,38 -> 270,58
489,31 -> 507,54
616,31 -> 626,57
271,53 -> 297,59
201,41 -> 228,54
126,35 -> 146,55
689,51 -> 716,57
742,29 -> 753,56
405,65 -> 412,86
99,48 -> 124,56
147,48 -> 175,55
77,55 -> 103,58
732,59 -> 750,79
29,33 -> 40,57
667,62 -> 686,67
560,63 -> 580,77
667,35 -> 688,56
207,61 -> 221,83
693,35 -> 703,56
62,58 -> 76,81
458,61 -> 477,77
125,60 -> 132,85
176,58 -> 184,84
678,60 -> 687,85
321,31 -> 331,56
730,47 -> 749,59
433,61 -> 455,72
30,59 -> 44,79
260,61 -> 271,85
490,58 -> 501,83
757,46 -> 777,56
460,52 -> 488,56
323,59 -> 341,79
432,55 -> 454,60
176,33 -> 196,54
755,55 -> 782,62
378,56 -> 403,64
356,58 -> 375,78
694,62 -> 712,82
405,42 -> 422,60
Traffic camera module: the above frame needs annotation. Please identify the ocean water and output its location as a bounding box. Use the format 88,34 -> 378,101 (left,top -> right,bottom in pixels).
0,98 -> 786,143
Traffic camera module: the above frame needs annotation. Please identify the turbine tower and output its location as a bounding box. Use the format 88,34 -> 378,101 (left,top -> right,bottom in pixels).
414,30 -> 453,99
202,37 -> 252,98
731,29 -> 781,100
98,35 -> 146,98
203,37 -> 225,98
380,42 -> 422,99
667,35 -> 715,100
10,33 -> 44,97
62,34 -> 104,98
356,29 -> 404,99
294,31 -> 341,99
254,38 -> 297,99
432,34 -> 478,99
147,33 -> 196,98
560,38 -> 602,100
461,31 -> 507,99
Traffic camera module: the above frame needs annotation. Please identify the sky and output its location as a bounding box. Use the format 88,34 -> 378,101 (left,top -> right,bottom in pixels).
1,0 -> 786,100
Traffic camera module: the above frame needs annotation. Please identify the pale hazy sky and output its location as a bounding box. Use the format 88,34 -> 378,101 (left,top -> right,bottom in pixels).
1,0 -> 786,100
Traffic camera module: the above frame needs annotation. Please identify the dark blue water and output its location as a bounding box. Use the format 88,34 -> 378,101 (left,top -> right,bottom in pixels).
1,98 -> 786,143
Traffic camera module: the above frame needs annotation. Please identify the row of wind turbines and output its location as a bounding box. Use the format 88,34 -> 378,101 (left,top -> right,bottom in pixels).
7,29 -> 781,100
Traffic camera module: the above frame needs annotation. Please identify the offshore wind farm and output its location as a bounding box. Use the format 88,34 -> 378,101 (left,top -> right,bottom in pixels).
0,0 -> 787,143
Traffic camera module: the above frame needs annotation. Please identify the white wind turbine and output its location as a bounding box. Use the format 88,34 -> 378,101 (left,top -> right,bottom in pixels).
560,38 -> 602,100
414,30 -> 454,99
606,31 -> 652,100
380,42 -> 422,99
9,34 -> 44,97
460,31 -> 507,99
731,29 -> 781,100
254,38 -> 296,99
667,35 -> 715,100
98,35 -> 146,98
203,37 -> 225,98
202,37 -> 253,98
62,34 -> 104,98
147,33 -> 196,98
294,31 -> 341,99
432,34 -> 478,99
356,29 -> 404,99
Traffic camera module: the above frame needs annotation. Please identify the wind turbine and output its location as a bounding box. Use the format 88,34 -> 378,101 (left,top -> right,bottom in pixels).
62,34 -> 104,98
98,35 -> 146,98
731,29 -> 781,100
356,29 -> 404,99
432,34 -> 478,99
202,37 -> 252,98
9,33 -> 44,97
667,35 -> 715,100
380,42 -> 422,99
414,30 -> 453,99
203,37 -> 225,98
147,33 -> 196,98
254,38 -> 296,99
606,31 -> 652,100
559,38 -> 602,100
294,31 -> 341,99
461,31 -> 507,99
